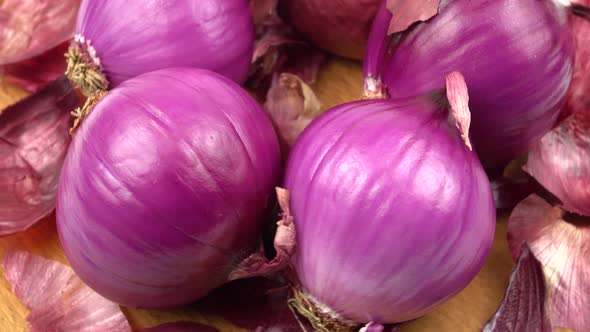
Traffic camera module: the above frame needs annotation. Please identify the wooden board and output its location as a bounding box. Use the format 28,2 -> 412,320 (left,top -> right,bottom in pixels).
0,57 -> 520,332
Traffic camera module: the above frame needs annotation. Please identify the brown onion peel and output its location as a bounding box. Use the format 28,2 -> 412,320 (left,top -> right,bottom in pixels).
483,244 -> 552,332
0,76 -> 79,236
507,194 -> 590,331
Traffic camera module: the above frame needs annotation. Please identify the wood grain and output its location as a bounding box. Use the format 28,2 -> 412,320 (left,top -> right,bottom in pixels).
0,58 -> 518,332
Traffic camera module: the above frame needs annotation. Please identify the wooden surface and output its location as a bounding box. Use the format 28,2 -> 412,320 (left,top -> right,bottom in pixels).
0,57 -> 517,332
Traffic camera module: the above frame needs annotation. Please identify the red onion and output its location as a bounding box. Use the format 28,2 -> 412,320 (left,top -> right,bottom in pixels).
57,68 -> 283,307
364,0 -> 576,168
248,0 -> 325,91
277,0 -> 380,59
66,0 -> 254,97
283,73 -> 495,328
0,0 -> 80,65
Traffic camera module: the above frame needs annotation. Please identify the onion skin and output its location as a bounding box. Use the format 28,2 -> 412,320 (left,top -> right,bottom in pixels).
0,0 -> 80,65
3,251 -> 132,332
70,0 -> 253,94
278,0 -> 380,59
284,98 -> 495,324
483,245 -> 551,332
366,0 -> 575,168
508,195 -> 590,331
57,68 -> 281,308
525,111 -> 590,216
0,77 -> 78,236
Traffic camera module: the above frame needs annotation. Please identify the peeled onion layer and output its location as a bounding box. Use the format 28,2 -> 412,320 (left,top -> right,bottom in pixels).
566,0 -> 590,116
284,73 -> 495,328
57,68 -> 288,308
365,0 -> 576,169
3,250 -> 132,332
483,244 -> 551,332
508,195 -> 590,331
263,73 -> 320,160
0,77 -> 79,236
1,42 -> 70,93
0,0 -> 80,65
525,111 -> 590,216
68,0 -> 254,97
386,0 -> 441,34
4,251 -> 305,331
248,0 -> 325,91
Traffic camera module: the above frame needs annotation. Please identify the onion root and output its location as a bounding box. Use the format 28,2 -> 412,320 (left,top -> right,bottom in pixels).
65,35 -> 109,97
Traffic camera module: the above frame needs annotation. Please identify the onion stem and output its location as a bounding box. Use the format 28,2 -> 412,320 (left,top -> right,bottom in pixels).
70,90 -> 107,135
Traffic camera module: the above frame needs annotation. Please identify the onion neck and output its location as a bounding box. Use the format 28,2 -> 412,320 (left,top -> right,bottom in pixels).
362,75 -> 388,99
288,287 -> 359,332
69,90 -> 107,135
362,1 -> 392,99
66,35 -> 109,98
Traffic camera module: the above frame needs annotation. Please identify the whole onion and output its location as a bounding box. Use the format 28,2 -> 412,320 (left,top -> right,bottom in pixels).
57,68 -> 281,307
66,0 -> 254,97
278,0 -> 380,59
284,73 -> 495,328
365,0 -> 575,168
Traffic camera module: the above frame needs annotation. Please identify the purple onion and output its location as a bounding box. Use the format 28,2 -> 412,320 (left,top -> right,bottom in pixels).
57,68 -> 281,308
66,0 -> 254,97
277,0 -> 380,59
283,73 -> 495,328
364,0 -> 576,168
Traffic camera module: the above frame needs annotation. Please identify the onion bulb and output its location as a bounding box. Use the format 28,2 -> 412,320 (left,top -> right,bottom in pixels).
57,68 -> 282,308
66,0 -> 254,97
283,72 -> 495,329
278,0 -> 380,59
364,0 -> 576,168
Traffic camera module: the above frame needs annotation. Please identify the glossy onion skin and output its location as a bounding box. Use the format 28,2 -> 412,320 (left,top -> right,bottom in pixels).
285,99 -> 496,323
379,0 -> 574,168
57,68 -> 281,308
278,0 -> 380,59
76,0 -> 254,86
